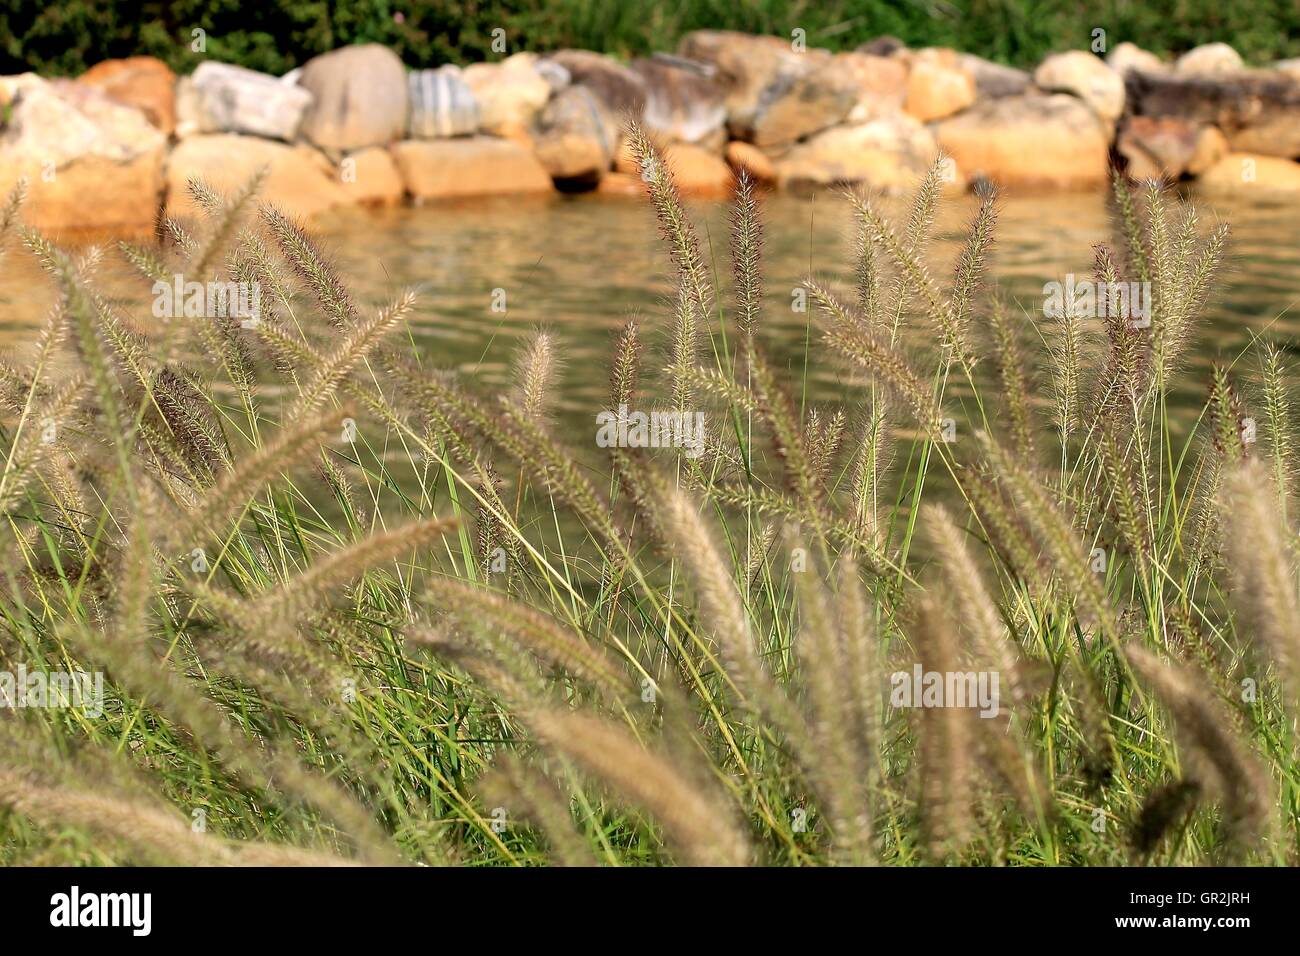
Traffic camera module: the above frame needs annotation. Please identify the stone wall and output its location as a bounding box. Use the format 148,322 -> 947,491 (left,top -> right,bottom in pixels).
3,34 -> 1300,232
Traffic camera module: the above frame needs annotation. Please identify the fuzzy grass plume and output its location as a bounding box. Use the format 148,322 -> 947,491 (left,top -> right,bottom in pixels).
0,163 -> 1294,870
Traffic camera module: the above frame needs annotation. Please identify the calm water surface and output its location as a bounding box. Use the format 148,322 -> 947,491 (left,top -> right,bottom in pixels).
3,188 -> 1299,436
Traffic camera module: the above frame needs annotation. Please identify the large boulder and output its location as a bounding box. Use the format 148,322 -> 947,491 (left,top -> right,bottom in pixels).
340,146 -> 405,205
297,44 -> 408,154
677,31 -> 800,133
543,50 -> 646,121
957,53 -> 1030,98
0,73 -> 42,106
391,137 -> 552,199
462,53 -> 559,143
895,46 -> 961,70
1175,43 -> 1244,76
1125,70 -> 1300,159
1117,116 -> 1226,180
933,93 -> 1109,189
724,140 -> 777,183
1034,51 -> 1125,125
1187,125 -> 1230,175
166,134 -> 349,219
0,77 -> 165,231
630,55 -> 726,145
905,52 -> 976,122
77,56 -> 176,134
178,62 -> 312,141
1198,153 -> 1300,194
1106,42 -> 1165,76
835,52 -> 908,122
749,54 -> 862,148
774,115 -> 947,193
531,86 -> 616,184
0,153 -> 163,234
408,66 -> 478,138
662,143 -> 733,196
0,77 -> 164,166
678,29 -> 863,145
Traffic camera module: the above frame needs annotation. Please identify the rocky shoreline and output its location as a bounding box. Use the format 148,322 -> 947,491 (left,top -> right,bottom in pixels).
3,32 -> 1300,232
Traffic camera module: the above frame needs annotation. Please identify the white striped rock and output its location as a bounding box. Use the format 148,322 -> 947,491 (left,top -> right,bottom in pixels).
408,67 -> 479,139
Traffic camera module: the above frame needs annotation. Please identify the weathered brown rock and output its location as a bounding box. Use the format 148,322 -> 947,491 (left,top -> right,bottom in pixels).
749,54 -> 862,148
678,31 -> 862,147
391,137 -> 552,199
957,53 -> 1030,98
1117,116 -> 1227,180
1125,70 -> 1300,159
167,134 -> 348,219
1175,43 -> 1244,76
340,146 -> 405,205
462,53 -> 557,142
905,56 -> 975,122
0,77 -> 167,231
1198,153 -> 1300,194
676,30 -> 805,137
1,77 -> 165,166
78,56 -> 176,134
899,47 -> 961,70
1187,125 -> 1230,175
933,93 -> 1109,189
630,56 -> 726,144
662,142 -> 733,196
0,151 -> 164,233
1106,42 -> 1165,76
725,140 -> 777,183
544,50 -> 646,120
297,44 -> 408,154
532,86 -> 616,184
775,115 -> 949,193
1035,51 -> 1125,125
836,52 -> 908,122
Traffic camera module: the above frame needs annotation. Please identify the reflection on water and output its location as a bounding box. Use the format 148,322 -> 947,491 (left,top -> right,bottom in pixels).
3,188 -> 1299,436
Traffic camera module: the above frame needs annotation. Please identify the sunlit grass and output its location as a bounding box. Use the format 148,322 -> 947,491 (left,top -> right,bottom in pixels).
0,145 -> 1296,867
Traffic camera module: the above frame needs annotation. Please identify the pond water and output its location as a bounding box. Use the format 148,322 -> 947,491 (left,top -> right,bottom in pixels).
3,187 -> 1299,439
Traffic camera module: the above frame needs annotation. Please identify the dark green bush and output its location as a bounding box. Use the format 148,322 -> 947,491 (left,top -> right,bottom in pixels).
2,0 -> 1297,77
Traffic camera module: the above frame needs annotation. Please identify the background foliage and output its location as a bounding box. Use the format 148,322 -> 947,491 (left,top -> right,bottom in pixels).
2,0 -> 1298,77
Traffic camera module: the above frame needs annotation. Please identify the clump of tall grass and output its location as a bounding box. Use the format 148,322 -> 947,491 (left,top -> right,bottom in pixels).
0,136 -> 1296,867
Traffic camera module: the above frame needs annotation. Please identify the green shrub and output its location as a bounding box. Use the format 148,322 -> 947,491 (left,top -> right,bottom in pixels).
1,0 -> 1297,78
